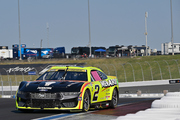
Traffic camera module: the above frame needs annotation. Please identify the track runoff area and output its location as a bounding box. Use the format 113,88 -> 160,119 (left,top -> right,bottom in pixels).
1,79 -> 180,120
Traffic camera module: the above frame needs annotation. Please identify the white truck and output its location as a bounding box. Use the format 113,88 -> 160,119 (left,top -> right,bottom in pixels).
0,49 -> 13,59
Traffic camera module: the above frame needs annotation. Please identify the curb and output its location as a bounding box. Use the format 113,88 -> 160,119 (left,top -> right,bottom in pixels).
119,93 -> 164,98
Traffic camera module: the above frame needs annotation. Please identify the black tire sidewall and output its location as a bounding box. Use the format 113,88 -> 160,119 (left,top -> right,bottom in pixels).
109,88 -> 118,108
82,90 -> 90,112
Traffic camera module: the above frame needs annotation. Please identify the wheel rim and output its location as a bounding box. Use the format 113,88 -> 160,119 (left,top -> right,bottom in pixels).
83,92 -> 89,110
112,90 -> 117,106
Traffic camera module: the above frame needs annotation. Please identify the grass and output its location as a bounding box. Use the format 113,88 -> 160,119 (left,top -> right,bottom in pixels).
0,54 -> 180,85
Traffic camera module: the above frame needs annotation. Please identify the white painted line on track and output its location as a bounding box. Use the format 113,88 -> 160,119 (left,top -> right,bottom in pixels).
32,111 -> 95,120
119,93 -> 164,98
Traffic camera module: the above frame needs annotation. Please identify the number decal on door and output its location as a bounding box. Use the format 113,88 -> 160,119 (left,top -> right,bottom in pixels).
93,85 -> 99,101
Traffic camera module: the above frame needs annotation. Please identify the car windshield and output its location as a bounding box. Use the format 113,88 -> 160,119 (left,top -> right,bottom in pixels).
36,70 -> 87,81
109,47 -> 116,52
71,48 -> 79,54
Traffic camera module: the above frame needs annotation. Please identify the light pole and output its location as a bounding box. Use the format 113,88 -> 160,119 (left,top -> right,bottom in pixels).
40,39 -> 43,48
88,0 -> 91,57
170,0 -> 174,55
144,12 -> 148,56
18,0 -> 22,60
47,23 -> 49,48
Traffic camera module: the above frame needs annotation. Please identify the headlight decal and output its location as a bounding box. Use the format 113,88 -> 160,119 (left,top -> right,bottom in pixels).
17,90 -> 25,95
61,92 -> 81,96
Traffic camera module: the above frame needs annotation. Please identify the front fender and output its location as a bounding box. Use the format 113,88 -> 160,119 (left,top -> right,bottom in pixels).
78,82 -> 92,109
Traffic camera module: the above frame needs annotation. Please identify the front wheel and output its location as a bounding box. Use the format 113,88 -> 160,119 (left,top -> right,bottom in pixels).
82,90 -> 90,112
109,88 -> 118,108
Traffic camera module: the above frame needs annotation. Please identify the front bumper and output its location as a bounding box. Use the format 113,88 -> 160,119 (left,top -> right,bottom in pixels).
16,92 -> 82,110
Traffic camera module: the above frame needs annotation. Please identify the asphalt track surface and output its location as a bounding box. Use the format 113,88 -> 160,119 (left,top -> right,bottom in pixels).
1,84 -> 180,120
0,98 -> 158,120
120,84 -> 180,94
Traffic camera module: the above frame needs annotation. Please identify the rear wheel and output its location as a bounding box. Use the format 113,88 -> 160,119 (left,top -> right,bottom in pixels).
82,90 -> 90,112
109,88 -> 118,108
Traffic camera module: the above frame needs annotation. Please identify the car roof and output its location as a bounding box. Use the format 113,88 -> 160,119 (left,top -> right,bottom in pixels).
49,66 -> 102,71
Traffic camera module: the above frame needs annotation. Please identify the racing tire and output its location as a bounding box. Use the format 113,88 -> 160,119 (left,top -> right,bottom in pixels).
109,88 -> 118,108
82,90 -> 90,112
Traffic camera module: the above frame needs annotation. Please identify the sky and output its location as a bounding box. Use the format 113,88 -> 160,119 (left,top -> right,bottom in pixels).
0,0 -> 180,53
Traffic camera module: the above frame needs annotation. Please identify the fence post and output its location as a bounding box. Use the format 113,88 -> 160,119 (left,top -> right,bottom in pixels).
136,62 -> 144,81
119,63 -> 127,82
145,61 -> 153,80
172,59 -> 180,77
20,70 -> 24,81
13,71 -> 17,86
10,78 -> 12,96
163,60 -> 172,79
127,63 -> 135,82
154,61 -> 163,80
110,64 -> 117,77
95,64 -> 102,70
34,68 -> 40,78
103,64 -> 110,75
1,81 -> 3,96
28,74 -> 32,81
3,68 -> 10,83
0,74 -> 3,95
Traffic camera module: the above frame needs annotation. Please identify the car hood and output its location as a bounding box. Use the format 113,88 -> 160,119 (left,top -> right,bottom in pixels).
19,80 -> 85,92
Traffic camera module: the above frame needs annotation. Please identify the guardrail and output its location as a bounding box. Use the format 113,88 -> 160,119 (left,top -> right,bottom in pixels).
94,59 -> 180,82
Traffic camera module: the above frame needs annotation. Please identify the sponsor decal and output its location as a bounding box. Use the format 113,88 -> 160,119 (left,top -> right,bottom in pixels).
100,97 -> 105,100
90,83 -> 93,92
67,69 -> 86,72
39,89 -> 48,92
106,103 -> 109,107
48,69 -> 58,72
26,82 -> 31,87
45,82 -> 56,86
169,80 -> 176,84
38,93 -> 45,98
100,79 -> 117,88
78,97 -> 82,101
169,80 -> 180,84
6,66 -> 35,73
28,71 -> 36,75
27,50 -> 37,54
41,51 -> 48,54
67,82 -> 78,87
37,87 -> 52,90
106,89 -> 110,92
106,96 -> 110,99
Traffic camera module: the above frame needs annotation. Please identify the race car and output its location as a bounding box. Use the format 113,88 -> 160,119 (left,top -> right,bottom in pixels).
16,66 -> 119,112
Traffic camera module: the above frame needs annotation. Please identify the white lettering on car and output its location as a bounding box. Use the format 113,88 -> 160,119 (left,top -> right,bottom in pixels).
45,82 -> 56,86
37,87 -> 52,90
100,79 -> 117,88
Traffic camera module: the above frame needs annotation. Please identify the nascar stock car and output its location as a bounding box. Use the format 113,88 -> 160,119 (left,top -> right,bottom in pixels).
16,66 -> 119,112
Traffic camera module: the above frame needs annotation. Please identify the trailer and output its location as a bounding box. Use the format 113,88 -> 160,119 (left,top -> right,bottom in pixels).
23,48 -> 53,59
71,46 -> 106,58
53,47 -> 65,58
0,49 -> 13,59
